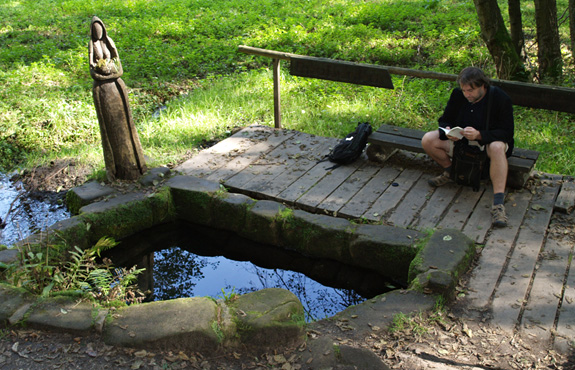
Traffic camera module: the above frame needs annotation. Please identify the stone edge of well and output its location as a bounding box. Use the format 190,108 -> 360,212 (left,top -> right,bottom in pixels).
0,168 -> 476,354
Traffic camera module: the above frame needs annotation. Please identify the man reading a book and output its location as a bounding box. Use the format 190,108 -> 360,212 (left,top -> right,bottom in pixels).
421,67 -> 514,228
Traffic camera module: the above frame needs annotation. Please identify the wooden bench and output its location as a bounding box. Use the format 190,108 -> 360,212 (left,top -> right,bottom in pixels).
366,124 -> 539,189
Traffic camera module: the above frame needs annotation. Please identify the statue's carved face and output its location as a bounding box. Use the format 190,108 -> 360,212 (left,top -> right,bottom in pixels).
92,22 -> 104,41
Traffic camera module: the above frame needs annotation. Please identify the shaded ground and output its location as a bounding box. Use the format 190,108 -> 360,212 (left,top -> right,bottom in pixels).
2,159 -> 575,369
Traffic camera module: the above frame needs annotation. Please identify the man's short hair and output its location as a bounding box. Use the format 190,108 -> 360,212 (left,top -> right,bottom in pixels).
457,67 -> 490,88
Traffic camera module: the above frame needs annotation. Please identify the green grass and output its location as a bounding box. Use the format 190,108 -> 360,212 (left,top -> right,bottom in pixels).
1,0 -> 574,176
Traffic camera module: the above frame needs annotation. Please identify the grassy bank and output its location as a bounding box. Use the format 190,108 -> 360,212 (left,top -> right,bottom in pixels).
1,0 -> 574,176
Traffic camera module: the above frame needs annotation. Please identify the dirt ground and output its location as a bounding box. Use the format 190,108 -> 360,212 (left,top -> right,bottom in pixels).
2,159 -> 575,369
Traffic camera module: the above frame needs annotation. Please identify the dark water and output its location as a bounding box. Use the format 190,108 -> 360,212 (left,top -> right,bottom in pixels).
0,175 -> 70,247
107,221 -> 398,322
151,247 -> 364,321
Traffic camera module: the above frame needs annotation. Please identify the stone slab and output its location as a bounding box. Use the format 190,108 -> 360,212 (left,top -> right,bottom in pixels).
103,297 -> 219,351
327,290 -> 436,338
139,166 -> 171,187
0,284 -> 35,326
66,181 -> 116,214
26,296 -> 99,334
555,180 -> 575,213
233,288 -> 305,348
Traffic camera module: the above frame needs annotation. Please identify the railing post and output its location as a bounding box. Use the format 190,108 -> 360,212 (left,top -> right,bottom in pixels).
273,58 -> 281,129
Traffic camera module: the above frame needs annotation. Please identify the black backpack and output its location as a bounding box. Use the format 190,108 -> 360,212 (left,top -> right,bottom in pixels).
322,122 -> 372,169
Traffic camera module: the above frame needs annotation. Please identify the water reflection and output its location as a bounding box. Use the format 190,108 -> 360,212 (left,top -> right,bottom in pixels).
151,246 -> 365,321
153,248 -> 211,301
0,175 -> 69,246
109,221 -> 398,322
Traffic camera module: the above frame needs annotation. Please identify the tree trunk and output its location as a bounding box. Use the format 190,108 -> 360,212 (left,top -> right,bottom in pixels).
569,0 -> 575,54
508,0 -> 524,56
534,0 -> 563,80
473,0 -> 526,80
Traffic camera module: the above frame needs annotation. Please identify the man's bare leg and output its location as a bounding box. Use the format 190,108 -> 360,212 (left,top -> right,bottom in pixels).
487,141 -> 509,227
422,130 -> 454,186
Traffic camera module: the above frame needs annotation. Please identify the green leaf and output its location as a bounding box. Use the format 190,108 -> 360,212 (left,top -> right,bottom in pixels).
42,282 -> 54,297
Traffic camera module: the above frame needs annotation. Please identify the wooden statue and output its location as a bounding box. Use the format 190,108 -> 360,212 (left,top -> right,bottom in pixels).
89,16 -> 146,181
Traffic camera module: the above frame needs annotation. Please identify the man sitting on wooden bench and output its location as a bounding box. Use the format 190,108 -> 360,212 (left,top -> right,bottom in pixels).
421,67 -> 514,228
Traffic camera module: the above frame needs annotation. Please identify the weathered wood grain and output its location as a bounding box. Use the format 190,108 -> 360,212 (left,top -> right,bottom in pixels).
362,168 -> 422,222
491,182 -> 561,333
465,189 -> 533,310
387,173 -> 434,228
338,166 -> 402,219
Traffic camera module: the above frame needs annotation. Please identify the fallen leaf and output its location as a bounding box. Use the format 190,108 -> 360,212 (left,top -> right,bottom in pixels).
274,354 -> 287,363
463,323 -> 473,338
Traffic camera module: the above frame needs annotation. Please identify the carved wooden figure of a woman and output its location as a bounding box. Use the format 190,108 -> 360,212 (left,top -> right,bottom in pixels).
89,16 -> 146,181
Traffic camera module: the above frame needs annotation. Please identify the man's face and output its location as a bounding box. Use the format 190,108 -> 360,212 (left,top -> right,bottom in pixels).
460,83 -> 486,104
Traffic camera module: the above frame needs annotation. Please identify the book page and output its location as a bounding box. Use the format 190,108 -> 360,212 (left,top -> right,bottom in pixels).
440,126 -> 464,139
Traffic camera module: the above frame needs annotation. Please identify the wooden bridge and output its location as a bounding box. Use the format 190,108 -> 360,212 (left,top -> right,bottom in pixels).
175,124 -> 575,351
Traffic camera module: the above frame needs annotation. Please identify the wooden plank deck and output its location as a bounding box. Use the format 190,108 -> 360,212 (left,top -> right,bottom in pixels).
175,125 -> 573,349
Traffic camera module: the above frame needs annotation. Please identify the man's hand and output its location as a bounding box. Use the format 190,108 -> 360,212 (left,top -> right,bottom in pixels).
463,126 -> 481,141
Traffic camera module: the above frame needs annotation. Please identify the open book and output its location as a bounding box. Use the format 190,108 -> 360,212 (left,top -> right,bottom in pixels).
440,126 -> 464,140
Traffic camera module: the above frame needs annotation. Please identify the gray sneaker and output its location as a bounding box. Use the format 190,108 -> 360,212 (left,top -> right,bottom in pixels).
491,204 -> 508,228
428,171 -> 452,187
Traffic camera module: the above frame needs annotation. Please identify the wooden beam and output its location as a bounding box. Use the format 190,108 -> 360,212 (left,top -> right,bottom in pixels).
238,45 -> 294,61
490,80 -> 575,114
289,55 -> 394,89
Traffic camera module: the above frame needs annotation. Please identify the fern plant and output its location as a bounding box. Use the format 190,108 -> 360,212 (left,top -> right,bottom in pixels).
1,237 -> 146,306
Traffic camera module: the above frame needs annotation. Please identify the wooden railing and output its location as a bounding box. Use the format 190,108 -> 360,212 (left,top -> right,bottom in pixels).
238,45 -> 575,128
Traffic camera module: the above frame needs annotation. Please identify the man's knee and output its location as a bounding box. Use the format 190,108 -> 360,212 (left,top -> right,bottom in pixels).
487,141 -> 507,158
421,131 -> 439,151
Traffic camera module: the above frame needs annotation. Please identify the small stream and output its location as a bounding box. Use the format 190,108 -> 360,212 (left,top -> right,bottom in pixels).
0,174 -> 70,247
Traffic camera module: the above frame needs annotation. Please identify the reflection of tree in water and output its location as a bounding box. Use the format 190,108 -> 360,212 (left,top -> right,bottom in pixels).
232,265 -> 364,322
153,247 -> 217,301
151,246 -> 365,321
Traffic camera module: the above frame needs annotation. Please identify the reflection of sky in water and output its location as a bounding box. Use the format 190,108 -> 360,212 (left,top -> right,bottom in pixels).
0,176 -> 70,247
153,247 -> 364,322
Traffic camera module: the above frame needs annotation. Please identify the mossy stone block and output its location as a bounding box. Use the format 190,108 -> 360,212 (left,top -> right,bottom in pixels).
280,210 -> 354,261
241,200 -> 286,246
103,297 -> 219,351
26,295 -> 99,334
66,181 -> 116,215
211,193 -> 256,233
408,229 -> 475,297
349,224 -> 423,280
0,284 -> 35,326
408,229 -> 475,280
79,192 -> 159,243
167,175 -> 221,225
232,288 -> 305,348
